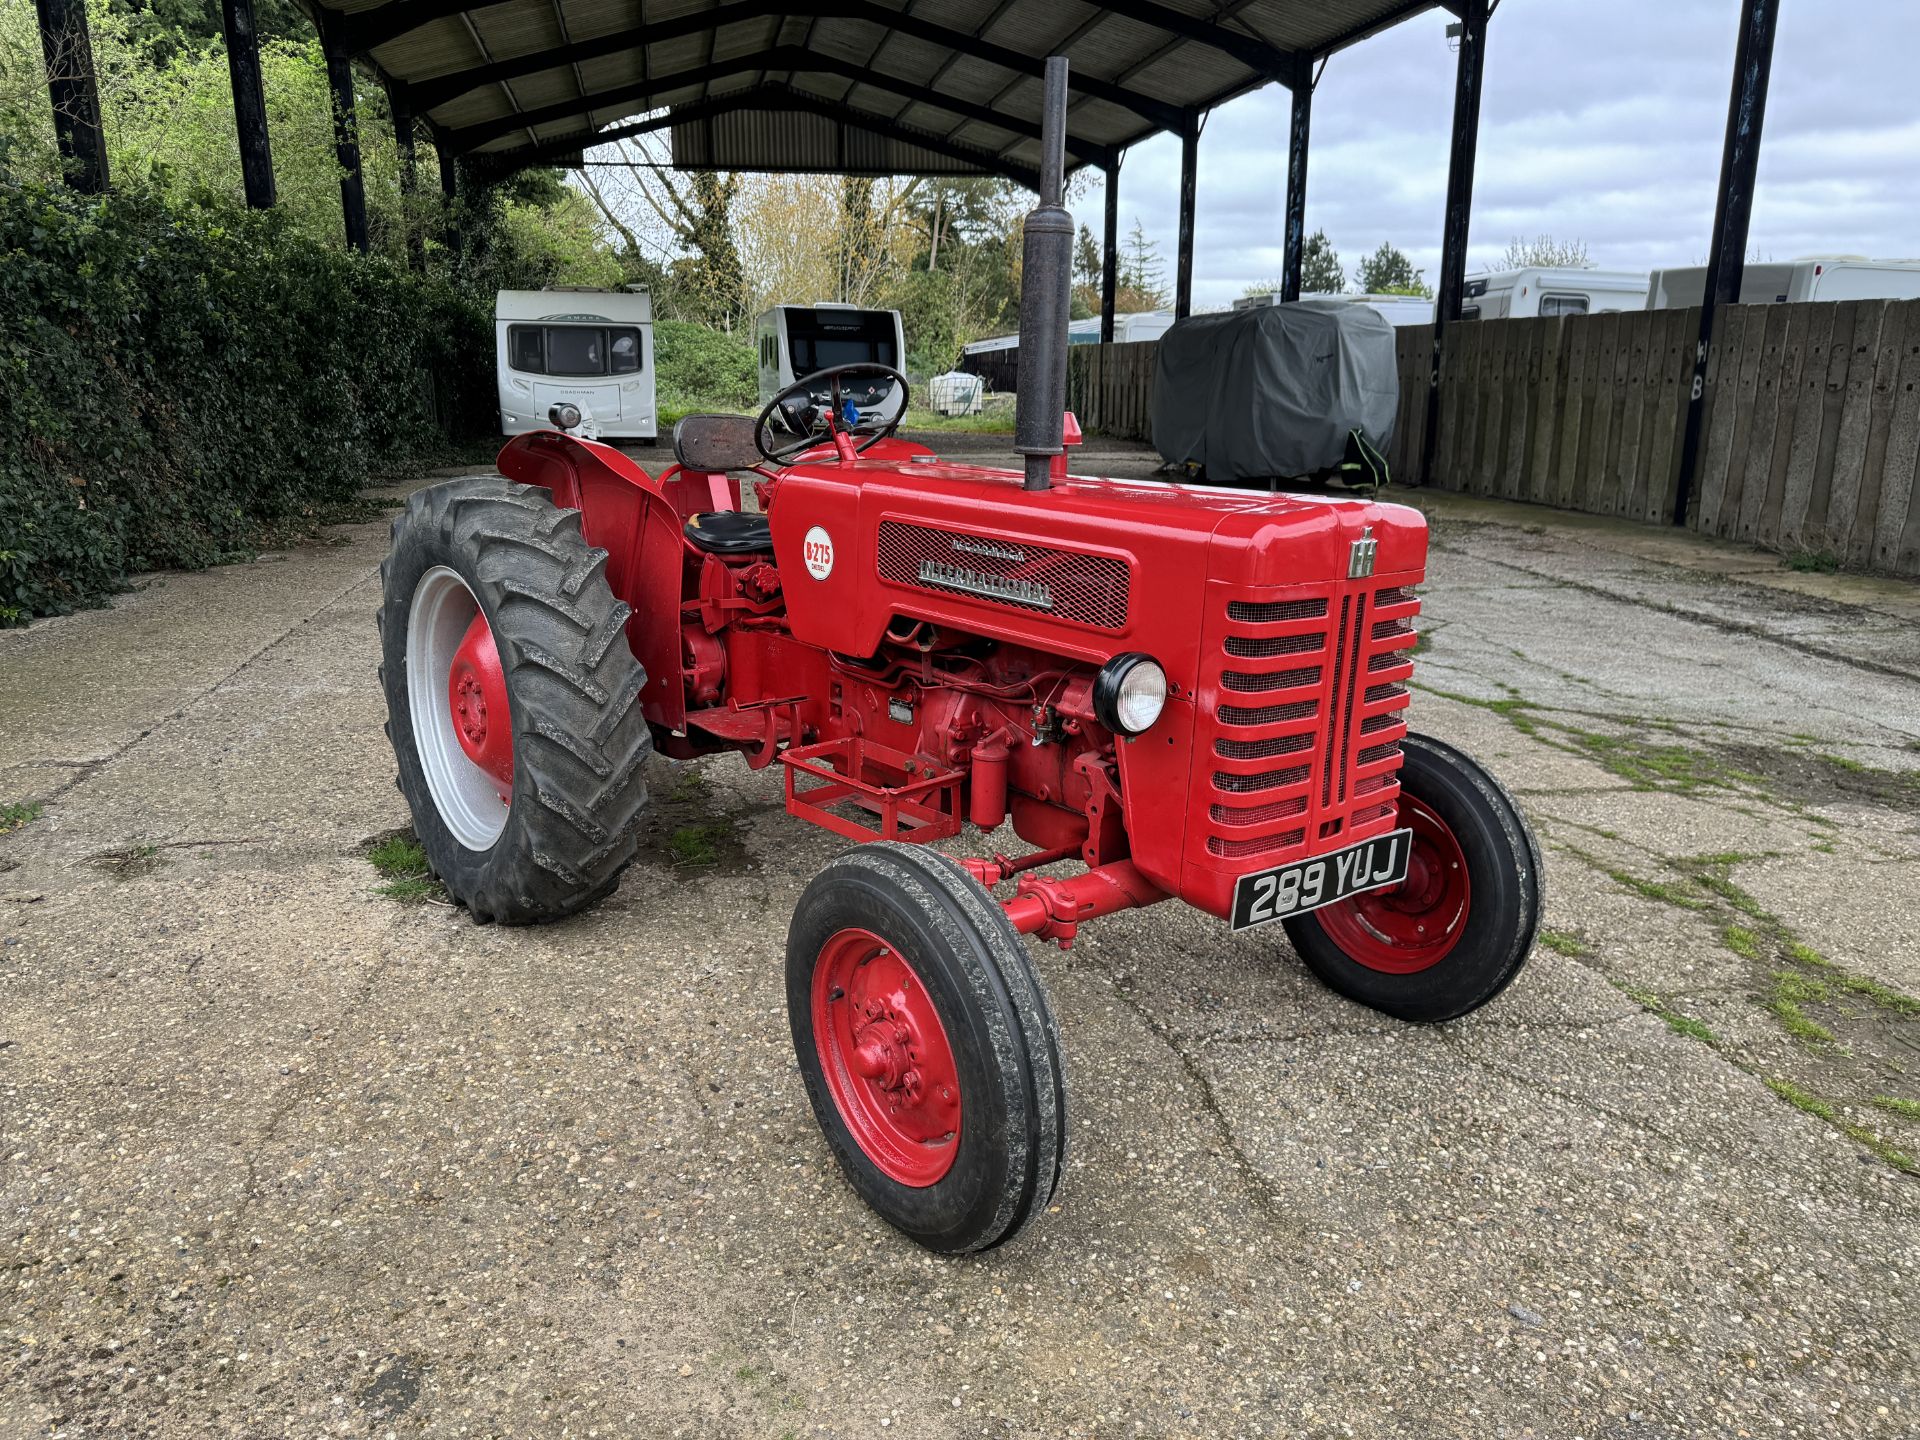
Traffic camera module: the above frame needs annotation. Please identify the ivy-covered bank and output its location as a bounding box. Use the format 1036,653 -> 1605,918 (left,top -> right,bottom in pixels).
0,182 -> 494,625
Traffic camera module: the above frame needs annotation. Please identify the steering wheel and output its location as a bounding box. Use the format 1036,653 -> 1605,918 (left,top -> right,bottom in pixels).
754,362 -> 911,465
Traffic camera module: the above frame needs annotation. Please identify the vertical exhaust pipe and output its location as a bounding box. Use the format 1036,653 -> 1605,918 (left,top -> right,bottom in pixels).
1015,56 -> 1072,492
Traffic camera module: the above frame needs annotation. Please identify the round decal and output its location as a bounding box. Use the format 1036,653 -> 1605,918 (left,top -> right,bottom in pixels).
803,525 -> 835,581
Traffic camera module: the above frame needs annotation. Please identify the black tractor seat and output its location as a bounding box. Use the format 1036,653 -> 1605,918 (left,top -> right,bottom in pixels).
685,510 -> 773,555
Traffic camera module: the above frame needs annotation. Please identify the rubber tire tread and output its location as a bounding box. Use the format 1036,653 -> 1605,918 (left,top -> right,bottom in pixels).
378,476 -> 652,924
787,843 -> 1067,1253
1281,733 -> 1543,1022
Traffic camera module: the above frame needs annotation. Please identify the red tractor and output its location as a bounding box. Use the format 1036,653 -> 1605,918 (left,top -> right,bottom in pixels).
377,60 -> 1542,1254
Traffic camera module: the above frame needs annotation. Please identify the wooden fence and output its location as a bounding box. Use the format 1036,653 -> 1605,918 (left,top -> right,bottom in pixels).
1065,341 -> 1157,442
1064,300 -> 1920,577
1691,299 -> 1920,573
1385,309 -> 1700,525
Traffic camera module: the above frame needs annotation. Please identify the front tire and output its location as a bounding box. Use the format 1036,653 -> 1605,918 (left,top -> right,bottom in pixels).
1283,733 -> 1542,1021
378,476 -> 652,923
787,844 -> 1067,1253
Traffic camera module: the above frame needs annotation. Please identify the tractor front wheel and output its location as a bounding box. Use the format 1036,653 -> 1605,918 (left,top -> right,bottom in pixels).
1282,733 -> 1542,1021
787,844 -> 1067,1253
378,477 -> 652,923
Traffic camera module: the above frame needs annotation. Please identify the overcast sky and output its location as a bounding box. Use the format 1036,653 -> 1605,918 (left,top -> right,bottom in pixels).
1066,0 -> 1920,307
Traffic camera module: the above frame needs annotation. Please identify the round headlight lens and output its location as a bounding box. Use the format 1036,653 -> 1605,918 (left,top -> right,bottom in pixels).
1095,653 -> 1167,735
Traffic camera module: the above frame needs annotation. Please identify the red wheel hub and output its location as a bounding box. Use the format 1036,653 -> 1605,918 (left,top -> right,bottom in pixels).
812,928 -> 962,1187
448,608 -> 514,794
1315,795 -> 1471,973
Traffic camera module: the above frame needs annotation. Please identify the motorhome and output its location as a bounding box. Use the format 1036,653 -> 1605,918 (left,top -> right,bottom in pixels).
495,287 -> 656,442
1645,257 -> 1920,308
1461,268 -> 1649,320
755,303 -> 908,424
1235,291 -> 1435,327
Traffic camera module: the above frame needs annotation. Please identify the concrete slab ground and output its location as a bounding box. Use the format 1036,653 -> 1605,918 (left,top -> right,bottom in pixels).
3,447 -> 1917,1439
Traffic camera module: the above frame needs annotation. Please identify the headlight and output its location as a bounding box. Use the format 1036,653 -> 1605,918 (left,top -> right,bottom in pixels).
1094,653 -> 1167,735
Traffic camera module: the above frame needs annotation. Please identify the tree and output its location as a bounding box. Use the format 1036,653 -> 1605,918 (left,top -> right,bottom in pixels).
1070,223 -> 1104,320
1242,231 -> 1347,300
1119,221 -> 1169,309
1302,229 -> 1345,294
1353,243 -> 1431,298
1500,234 -> 1591,270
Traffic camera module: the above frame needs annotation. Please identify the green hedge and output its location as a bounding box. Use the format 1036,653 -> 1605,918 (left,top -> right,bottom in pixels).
652,318 -> 757,410
0,181 -> 494,624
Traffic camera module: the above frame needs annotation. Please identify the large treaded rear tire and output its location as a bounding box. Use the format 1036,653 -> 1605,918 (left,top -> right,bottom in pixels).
378,476 -> 652,923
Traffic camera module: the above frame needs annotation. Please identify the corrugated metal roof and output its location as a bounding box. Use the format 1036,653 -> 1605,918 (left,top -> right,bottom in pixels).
309,0 -> 1443,176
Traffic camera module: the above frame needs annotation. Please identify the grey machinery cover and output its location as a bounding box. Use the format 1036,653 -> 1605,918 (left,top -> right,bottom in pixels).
1149,301 -> 1400,483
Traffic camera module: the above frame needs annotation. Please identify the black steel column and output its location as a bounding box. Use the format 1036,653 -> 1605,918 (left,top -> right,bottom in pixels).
1672,0 -> 1779,526
1175,117 -> 1197,319
1420,0 -> 1488,484
323,37 -> 369,253
1280,57 -> 1313,303
1100,159 -> 1119,343
388,80 -> 424,271
33,0 -> 109,193
220,0 -> 275,208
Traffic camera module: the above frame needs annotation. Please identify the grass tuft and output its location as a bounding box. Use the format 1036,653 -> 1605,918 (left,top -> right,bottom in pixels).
1722,925 -> 1761,960
1869,1096 -> 1920,1121
667,822 -> 732,868
367,834 -> 430,877
364,831 -> 444,904
1785,550 -> 1839,573
1537,929 -> 1589,958
1617,983 -> 1719,1045
1,801 -> 44,834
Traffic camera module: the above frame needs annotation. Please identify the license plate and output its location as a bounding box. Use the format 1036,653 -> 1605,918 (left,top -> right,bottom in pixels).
1230,828 -> 1412,932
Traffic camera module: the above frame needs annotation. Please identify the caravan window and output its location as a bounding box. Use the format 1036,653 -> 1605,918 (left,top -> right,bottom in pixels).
508,325 -> 546,373
784,308 -> 898,374
609,329 -> 641,374
1539,293 -> 1589,317
506,324 -> 644,376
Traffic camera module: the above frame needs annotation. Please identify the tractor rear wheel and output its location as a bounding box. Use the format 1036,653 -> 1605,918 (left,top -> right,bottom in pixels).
787,844 -> 1067,1253
378,476 -> 652,923
1282,733 -> 1542,1022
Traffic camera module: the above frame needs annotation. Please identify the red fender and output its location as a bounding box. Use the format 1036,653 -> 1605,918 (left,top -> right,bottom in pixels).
495,432 -> 738,734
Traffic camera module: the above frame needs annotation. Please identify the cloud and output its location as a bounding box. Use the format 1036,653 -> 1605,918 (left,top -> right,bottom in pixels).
1069,0 -> 1920,306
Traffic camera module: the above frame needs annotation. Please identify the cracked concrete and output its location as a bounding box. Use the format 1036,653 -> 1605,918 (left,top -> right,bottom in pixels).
2,458 -> 1917,1438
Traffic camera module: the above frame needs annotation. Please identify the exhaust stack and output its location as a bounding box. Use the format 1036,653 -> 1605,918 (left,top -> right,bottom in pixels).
1014,56 -> 1073,492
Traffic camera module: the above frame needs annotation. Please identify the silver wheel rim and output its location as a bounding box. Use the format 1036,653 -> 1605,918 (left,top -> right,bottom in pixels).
406,565 -> 511,851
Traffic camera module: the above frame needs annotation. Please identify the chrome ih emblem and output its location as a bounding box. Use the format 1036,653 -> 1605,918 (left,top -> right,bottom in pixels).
1348,526 -> 1378,580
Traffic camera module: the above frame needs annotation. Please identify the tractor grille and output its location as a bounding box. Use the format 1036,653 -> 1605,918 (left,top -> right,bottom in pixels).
876,520 -> 1130,630
1198,577 -> 1419,866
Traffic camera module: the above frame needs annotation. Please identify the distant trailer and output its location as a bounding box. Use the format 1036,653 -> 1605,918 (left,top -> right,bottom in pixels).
1235,291 -> 1435,327
959,310 -> 1176,390
1460,268 -> 1650,320
1646,257 -> 1920,308
496,288 -> 656,441
755,303 -> 907,425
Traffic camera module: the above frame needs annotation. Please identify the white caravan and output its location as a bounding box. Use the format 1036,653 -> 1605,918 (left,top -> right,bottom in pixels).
1461,268 -> 1650,320
1235,291 -> 1435,327
1645,257 -> 1920,308
755,303 -> 907,424
495,287 -> 656,442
